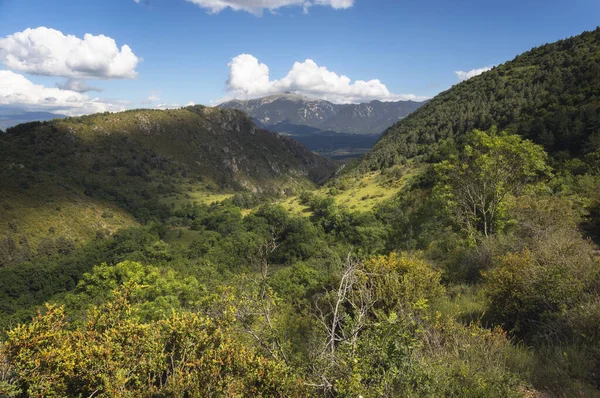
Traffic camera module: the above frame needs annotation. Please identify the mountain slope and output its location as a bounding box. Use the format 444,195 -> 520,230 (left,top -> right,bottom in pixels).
358,27 -> 600,170
219,93 -> 424,135
0,109 -> 66,131
0,106 -> 334,244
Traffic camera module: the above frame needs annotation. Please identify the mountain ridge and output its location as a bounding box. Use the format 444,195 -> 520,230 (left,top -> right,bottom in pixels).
219,93 -> 425,136
0,105 -> 335,244
0,109 -> 66,131
357,27 -> 600,171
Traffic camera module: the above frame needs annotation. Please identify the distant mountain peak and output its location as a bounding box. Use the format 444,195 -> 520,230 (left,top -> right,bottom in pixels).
219,94 -> 424,136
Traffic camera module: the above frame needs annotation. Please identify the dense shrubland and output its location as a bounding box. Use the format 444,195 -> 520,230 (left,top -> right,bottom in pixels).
2,128 -> 599,397
3,27 -> 600,397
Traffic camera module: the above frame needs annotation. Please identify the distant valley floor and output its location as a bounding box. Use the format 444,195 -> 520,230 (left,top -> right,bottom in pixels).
279,131 -> 380,160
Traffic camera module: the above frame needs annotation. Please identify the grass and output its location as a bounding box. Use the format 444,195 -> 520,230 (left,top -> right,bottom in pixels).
277,165 -> 426,216
328,172 -> 402,212
280,196 -> 312,217
0,184 -> 138,247
159,183 -> 235,208
323,165 -> 425,212
436,284 -> 487,325
163,227 -> 204,248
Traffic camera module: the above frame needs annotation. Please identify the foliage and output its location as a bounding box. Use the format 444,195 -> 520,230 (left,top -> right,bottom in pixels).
3,29 -> 600,395
1,284 -> 304,397
362,253 -> 445,313
484,246 -> 599,338
359,27 -> 600,171
0,106 -> 333,245
435,129 -> 551,239
62,261 -> 208,322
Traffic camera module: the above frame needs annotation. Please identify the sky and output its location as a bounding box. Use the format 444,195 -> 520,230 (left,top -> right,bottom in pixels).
0,0 -> 599,116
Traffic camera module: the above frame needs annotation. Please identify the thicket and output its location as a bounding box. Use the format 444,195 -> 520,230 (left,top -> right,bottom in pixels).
1,130 -> 599,396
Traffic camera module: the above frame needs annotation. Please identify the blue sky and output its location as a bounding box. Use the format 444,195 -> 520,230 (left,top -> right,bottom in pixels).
0,0 -> 599,115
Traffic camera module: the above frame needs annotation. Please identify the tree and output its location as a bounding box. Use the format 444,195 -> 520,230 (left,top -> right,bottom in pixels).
436,128 -> 551,239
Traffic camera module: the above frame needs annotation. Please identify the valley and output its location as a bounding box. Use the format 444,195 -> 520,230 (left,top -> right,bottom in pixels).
219,93 -> 424,159
1,15 -> 600,398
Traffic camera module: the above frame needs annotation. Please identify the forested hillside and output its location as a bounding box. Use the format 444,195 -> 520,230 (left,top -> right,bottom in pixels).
2,29 -> 600,398
0,106 -> 334,246
359,27 -> 600,170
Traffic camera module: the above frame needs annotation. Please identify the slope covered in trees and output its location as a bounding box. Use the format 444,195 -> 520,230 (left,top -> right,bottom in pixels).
2,30 -> 600,398
359,27 -> 600,170
0,106 -> 334,246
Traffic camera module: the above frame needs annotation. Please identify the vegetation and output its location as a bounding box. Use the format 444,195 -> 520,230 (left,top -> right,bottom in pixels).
0,106 -> 334,245
435,128 -> 551,239
359,27 -> 600,170
2,28 -> 600,397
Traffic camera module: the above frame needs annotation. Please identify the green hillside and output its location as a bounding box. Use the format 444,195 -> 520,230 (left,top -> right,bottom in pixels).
2,30 -> 600,398
0,106 -> 334,247
359,27 -> 600,170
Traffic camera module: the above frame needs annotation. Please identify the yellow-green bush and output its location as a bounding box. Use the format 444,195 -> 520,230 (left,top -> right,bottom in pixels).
1,284 -> 305,397
362,252 -> 445,313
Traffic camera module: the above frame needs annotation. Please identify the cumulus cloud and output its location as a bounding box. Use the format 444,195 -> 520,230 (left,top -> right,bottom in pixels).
56,79 -> 102,93
223,54 -> 427,104
155,103 -> 182,109
455,67 -> 492,82
0,70 -> 125,116
184,0 -> 353,15
0,27 -> 139,79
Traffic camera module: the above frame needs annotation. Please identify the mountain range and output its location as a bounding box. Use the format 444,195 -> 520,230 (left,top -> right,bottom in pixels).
0,108 -> 66,131
219,93 -> 424,158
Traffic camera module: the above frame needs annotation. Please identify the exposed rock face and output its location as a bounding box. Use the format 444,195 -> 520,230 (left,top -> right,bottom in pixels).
184,106 -> 335,188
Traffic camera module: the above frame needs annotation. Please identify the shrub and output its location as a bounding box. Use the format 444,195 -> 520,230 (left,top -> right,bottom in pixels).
484,248 -> 598,338
362,253 -> 445,313
2,285 -> 305,397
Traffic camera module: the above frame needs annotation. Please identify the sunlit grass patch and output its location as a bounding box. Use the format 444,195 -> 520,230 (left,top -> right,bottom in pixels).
324,165 -> 425,212
0,185 -> 138,246
160,187 -> 234,208
279,196 -> 312,217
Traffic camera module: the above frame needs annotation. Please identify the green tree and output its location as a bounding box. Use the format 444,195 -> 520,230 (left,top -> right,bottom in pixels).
436,129 -> 551,239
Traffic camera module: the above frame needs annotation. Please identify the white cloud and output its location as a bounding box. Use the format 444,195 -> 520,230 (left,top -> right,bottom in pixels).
0,70 -> 125,116
155,103 -> 182,109
0,27 -> 139,79
455,67 -> 491,82
141,91 -> 162,104
56,79 -> 102,93
223,54 -> 427,104
226,54 -> 272,96
184,0 -> 353,15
